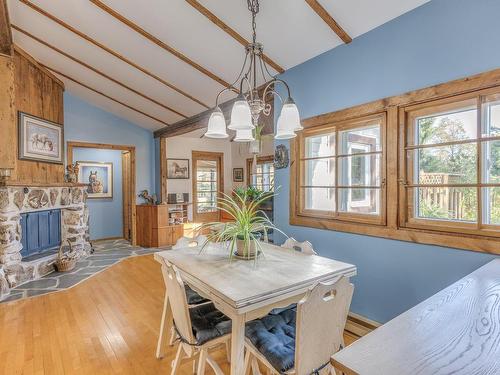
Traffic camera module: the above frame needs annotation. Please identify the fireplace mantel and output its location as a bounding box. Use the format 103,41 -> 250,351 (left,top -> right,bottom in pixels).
0,185 -> 92,299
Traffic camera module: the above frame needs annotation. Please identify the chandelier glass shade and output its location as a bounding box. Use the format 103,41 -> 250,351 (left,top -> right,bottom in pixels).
204,0 -> 302,143
234,128 -> 255,142
205,107 -> 228,138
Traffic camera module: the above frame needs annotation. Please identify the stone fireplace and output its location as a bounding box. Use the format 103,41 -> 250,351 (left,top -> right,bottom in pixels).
0,185 -> 92,300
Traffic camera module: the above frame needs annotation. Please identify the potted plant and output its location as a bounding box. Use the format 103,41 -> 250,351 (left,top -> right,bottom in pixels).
199,189 -> 285,261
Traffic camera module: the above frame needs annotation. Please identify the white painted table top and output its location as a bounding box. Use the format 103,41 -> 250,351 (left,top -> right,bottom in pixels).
154,242 -> 356,310
332,258 -> 500,375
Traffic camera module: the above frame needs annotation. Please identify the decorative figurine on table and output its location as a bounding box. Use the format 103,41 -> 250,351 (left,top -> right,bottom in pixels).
138,190 -> 158,205
64,162 -> 80,183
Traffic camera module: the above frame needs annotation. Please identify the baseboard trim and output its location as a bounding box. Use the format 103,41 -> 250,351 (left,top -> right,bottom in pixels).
345,312 -> 381,338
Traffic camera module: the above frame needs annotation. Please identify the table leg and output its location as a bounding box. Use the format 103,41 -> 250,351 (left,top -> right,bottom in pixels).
156,290 -> 173,359
230,314 -> 246,375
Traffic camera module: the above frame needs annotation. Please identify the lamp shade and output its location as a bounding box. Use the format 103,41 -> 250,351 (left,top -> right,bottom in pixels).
205,107 -> 228,138
280,99 -> 303,131
274,115 -> 296,140
234,128 -> 255,142
228,98 -> 254,130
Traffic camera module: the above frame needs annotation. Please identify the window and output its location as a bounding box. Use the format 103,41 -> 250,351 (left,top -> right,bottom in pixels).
247,156 -> 275,192
402,93 -> 500,236
297,114 -> 385,224
195,159 -> 218,213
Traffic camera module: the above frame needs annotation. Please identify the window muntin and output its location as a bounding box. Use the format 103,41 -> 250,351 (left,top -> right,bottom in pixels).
404,95 -> 500,233
196,160 -> 218,213
250,160 -> 275,192
299,116 -> 385,223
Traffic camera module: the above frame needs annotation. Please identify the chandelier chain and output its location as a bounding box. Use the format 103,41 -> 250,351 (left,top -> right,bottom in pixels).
247,0 -> 259,44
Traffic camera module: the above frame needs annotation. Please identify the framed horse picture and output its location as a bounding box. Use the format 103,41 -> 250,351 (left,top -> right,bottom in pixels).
78,161 -> 113,199
167,159 -> 189,179
18,112 -> 64,164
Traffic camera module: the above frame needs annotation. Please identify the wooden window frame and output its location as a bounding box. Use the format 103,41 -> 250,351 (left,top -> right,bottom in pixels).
290,67 -> 500,256
400,88 -> 500,238
246,155 -> 275,191
295,113 -> 386,225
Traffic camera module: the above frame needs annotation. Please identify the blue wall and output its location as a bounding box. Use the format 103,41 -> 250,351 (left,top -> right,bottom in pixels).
64,93 -> 156,239
274,0 -> 500,323
64,93 -> 155,201
72,148 -> 123,240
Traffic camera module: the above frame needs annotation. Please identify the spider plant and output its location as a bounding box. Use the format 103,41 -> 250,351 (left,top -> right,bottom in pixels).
199,188 -> 286,262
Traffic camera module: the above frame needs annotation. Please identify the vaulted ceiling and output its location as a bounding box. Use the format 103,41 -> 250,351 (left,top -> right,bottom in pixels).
7,0 -> 429,132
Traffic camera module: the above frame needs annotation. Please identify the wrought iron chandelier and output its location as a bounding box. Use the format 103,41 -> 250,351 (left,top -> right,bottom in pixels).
205,0 -> 302,142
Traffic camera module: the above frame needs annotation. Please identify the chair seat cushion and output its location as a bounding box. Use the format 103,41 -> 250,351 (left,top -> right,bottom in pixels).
245,306 -> 297,373
189,303 -> 232,345
185,285 -> 210,305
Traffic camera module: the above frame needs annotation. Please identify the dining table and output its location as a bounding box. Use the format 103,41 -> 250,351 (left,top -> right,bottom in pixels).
154,241 -> 357,375
331,258 -> 500,375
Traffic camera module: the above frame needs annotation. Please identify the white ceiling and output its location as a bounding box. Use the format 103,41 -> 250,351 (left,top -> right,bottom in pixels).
7,0 -> 429,131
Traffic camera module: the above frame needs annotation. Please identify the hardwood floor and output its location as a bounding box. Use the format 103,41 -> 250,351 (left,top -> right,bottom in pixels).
0,255 -> 357,374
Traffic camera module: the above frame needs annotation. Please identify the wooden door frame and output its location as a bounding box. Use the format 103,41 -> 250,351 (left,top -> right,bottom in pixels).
67,141 -> 137,245
192,151 -> 224,223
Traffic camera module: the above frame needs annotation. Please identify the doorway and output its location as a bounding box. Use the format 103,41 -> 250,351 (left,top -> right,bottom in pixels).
67,141 -> 137,245
192,151 -> 224,223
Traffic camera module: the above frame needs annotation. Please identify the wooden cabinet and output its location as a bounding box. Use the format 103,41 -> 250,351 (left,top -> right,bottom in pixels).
136,205 -> 183,248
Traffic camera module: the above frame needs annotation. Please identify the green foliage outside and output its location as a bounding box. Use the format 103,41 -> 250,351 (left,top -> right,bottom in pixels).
417,116 -> 500,223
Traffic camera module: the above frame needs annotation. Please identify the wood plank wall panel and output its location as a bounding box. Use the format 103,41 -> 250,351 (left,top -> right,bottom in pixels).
0,56 -> 16,170
11,49 -> 65,185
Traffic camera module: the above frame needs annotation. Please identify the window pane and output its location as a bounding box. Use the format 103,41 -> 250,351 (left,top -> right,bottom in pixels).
305,133 -> 335,158
339,154 -> 381,186
197,203 -> 217,213
339,188 -> 380,215
414,187 -> 477,222
482,100 -> 500,137
303,158 -> 335,187
410,143 -> 477,184
339,125 -> 381,154
197,181 -> 217,191
482,140 -> 500,183
483,187 -> 500,225
303,187 -> 335,212
416,107 -> 477,145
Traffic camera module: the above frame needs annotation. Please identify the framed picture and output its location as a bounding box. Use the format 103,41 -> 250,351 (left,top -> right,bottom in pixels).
233,168 -> 244,182
18,112 -> 64,164
78,161 -> 113,199
167,159 -> 189,179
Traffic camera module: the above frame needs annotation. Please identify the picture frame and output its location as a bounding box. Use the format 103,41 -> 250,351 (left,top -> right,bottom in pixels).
233,167 -> 244,182
78,161 -> 113,199
18,112 -> 64,164
167,158 -> 190,179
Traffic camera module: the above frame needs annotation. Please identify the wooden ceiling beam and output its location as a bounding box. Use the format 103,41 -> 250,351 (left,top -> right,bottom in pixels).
154,97 -> 237,138
43,64 -> 169,126
89,0 -> 231,88
17,0 -> 209,109
0,0 -> 13,55
154,83 -> 274,138
305,0 -> 352,44
12,25 -> 186,119
185,0 -> 284,74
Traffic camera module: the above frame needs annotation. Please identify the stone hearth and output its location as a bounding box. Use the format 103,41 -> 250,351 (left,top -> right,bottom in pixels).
0,185 -> 91,300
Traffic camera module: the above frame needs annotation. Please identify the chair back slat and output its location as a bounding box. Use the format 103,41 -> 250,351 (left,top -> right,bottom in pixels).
281,238 -> 317,255
160,261 -> 196,344
294,276 -> 354,375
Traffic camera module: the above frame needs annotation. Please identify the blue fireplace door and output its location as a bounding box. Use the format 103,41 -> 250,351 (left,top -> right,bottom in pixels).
20,209 -> 61,258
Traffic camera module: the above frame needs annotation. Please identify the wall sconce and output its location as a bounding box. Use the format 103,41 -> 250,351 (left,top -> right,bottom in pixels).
0,168 -> 13,181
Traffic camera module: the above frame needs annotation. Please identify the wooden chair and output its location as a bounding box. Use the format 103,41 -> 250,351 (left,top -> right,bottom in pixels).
244,276 -> 354,375
161,261 -> 231,375
156,235 -> 211,358
281,238 -> 317,255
